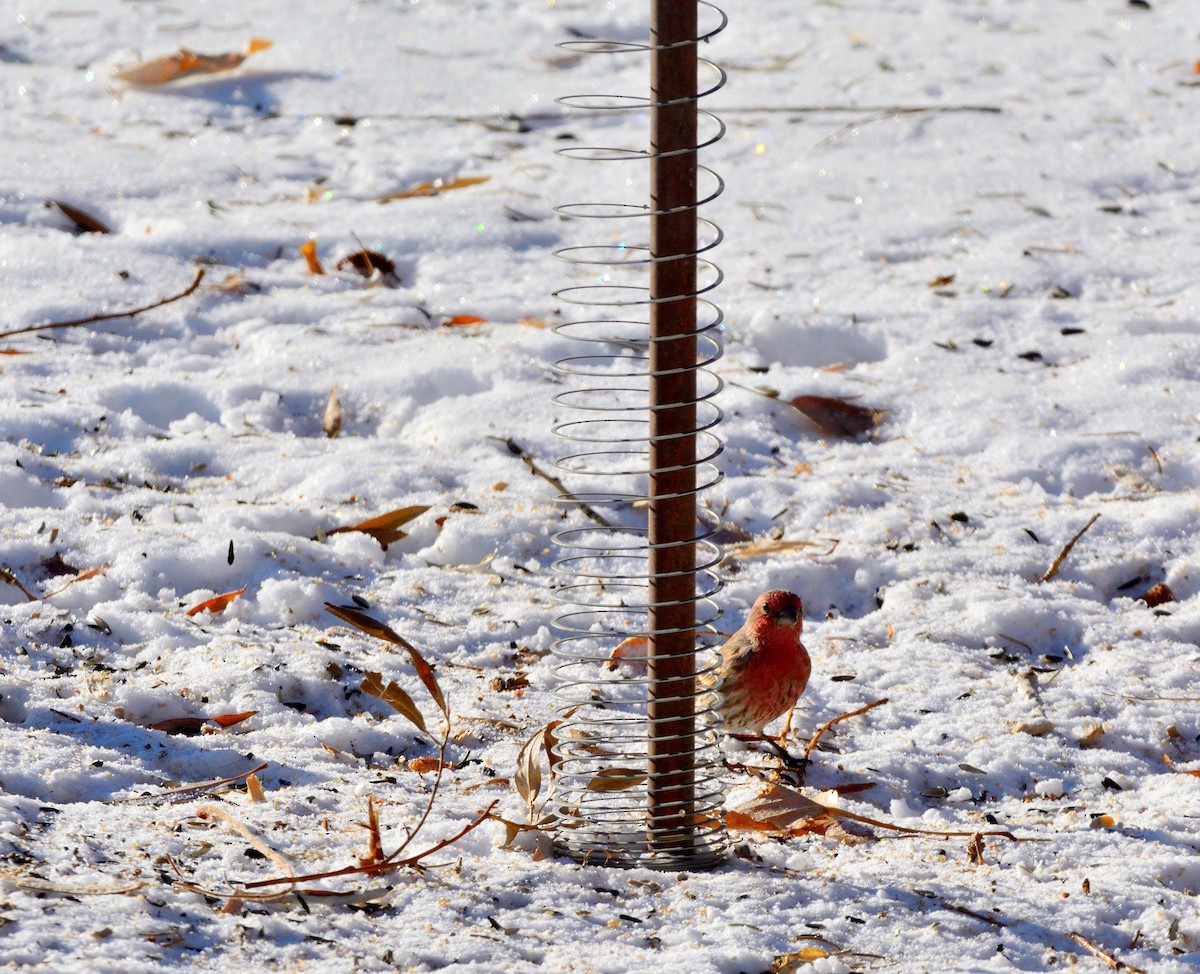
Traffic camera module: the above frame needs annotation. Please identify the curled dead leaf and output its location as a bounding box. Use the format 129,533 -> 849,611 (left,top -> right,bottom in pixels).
586,768 -> 647,793
324,603 -> 448,720
789,394 -> 886,437
300,239 -> 324,275
150,710 -> 257,736
1078,723 -> 1105,748
336,249 -> 399,285
772,946 -> 833,972
324,504 -> 430,549
605,635 -> 648,673
114,38 -> 271,85
49,200 -> 111,235
1139,582 -> 1173,607
186,585 -> 247,617
323,385 -> 343,438
361,670 -> 427,734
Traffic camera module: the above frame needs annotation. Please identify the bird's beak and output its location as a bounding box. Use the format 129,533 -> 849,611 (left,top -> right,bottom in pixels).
775,603 -> 800,627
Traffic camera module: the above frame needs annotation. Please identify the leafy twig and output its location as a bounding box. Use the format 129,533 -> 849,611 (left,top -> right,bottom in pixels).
1040,513 -> 1101,582
0,267 -> 205,340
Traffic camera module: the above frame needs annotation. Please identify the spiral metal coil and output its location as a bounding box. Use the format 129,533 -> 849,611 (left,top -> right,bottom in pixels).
549,3 -> 729,869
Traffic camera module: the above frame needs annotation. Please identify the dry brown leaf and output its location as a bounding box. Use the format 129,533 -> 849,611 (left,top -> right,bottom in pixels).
361,670 -> 427,734
789,394 -> 886,437
1139,582 -> 1174,607
378,175 -> 490,203
325,603 -> 448,720
489,674 -> 530,693
586,768 -> 647,792
772,947 -> 831,971
186,584 -> 247,617
408,756 -> 446,774
324,505 -> 430,548
114,38 -> 271,85
1078,723 -> 1105,748
323,385 -> 343,439
209,269 -> 259,295
604,635 -> 648,673
358,797 -> 385,872
927,273 -> 956,288
728,786 -> 832,831
336,249 -> 399,283
150,710 -> 256,735
300,239 -> 324,275
43,565 -> 107,599
50,200 -> 111,234
722,538 -> 838,561
515,728 -> 546,811
731,782 -> 1020,842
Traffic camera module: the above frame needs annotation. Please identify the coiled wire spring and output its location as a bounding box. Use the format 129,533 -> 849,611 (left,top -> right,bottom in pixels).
548,2 -> 729,868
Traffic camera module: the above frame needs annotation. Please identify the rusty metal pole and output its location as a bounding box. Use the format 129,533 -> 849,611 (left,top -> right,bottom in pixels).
647,0 -> 699,853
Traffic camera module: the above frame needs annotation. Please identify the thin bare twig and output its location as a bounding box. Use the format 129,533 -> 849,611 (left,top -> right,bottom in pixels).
1040,513 -> 1101,582
810,105 -> 1002,150
494,436 -> 612,527
1068,932 -> 1147,973
110,762 -> 269,804
0,568 -> 38,602
803,698 -> 889,761
723,103 -> 1002,116
0,267 -> 205,340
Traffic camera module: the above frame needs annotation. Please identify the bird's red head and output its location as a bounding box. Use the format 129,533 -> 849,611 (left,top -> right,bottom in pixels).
753,590 -> 803,629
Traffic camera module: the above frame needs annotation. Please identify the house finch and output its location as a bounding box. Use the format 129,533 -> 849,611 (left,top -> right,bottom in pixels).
704,590 -> 810,736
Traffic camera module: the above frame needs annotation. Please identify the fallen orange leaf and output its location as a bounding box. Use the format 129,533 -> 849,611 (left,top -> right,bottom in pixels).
186,585 -> 248,616
300,239 -> 324,275
114,39 -> 271,85
150,710 -> 257,735
444,314 -> 487,326
324,504 -> 430,548
378,175 -> 490,203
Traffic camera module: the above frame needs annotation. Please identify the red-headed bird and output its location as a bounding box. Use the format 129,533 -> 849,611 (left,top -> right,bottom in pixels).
706,590 -> 810,737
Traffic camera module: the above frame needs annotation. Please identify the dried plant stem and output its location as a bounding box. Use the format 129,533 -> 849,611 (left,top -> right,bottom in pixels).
495,436 -> 612,527
803,698 -> 889,761
1068,932 -> 1146,973
112,761 -> 268,804
1040,513 -> 1101,582
196,806 -> 295,879
237,801 -> 499,892
0,568 -> 37,601
0,267 -> 205,340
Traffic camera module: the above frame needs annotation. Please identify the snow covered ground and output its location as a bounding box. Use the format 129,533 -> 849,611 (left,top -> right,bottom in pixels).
1,0 -> 1198,970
